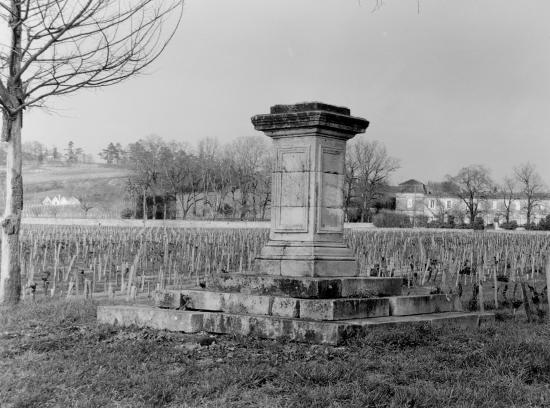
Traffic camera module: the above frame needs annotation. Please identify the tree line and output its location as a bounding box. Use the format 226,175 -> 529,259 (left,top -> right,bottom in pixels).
99,135 -> 549,227
0,140 -> 91,166
100,135 -> 400,221
445,163 -> 547,228
110,136 -> 272,220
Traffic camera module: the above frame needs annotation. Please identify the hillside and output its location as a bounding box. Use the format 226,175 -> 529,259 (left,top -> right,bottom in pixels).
0,163 -> 130,218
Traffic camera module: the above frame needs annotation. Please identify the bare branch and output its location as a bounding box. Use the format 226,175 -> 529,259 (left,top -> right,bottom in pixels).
0,0 -> 183,112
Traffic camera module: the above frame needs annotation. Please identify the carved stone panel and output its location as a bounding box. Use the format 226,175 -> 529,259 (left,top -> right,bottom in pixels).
321,146 -> 345,175
273,146 -> 310,232
276,147 -> 309,172
317,146 -> 345,233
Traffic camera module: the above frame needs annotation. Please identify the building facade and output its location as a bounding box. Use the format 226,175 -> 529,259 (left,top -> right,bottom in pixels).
395,179 -> 549,226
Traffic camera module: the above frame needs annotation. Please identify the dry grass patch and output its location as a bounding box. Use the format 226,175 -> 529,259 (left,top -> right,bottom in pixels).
1,300 -> 550,407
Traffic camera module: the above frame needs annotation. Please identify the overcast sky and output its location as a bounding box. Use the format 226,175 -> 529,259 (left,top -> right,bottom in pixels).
23,0 -> 550,184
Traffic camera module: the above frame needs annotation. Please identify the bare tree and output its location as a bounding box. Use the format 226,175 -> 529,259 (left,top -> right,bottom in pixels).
226,136 -> 270,220
346,138 -> 400,222
0,0 -> 183,304
126,136 -> 166,220
514,162 -> 546,227
343,150 -> 359,221
447,165 -> 494,225
160,141 -> 203,220
500,176 -> 516,224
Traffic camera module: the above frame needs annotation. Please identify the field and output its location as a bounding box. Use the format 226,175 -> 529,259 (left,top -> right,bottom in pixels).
1,163 -> 130,218
3,225 -> 550,407
1,299 -> 549,407
17,225 -> 550,316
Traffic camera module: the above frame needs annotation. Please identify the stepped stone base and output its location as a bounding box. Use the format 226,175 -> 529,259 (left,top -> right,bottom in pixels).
98,305 -> 495,345
176,289 -> 390,320
156,290 -> 463,321
389,294 -> 462,316
205,274 -> 402,298
256,241 -> 359,277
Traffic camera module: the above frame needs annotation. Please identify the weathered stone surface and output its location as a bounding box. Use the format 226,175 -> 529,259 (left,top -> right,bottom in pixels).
388,294 -> 462,316
251,104 -> 369,137
256,241 -> 359,277
340,277 -> 402,297
349,312 -> 494,330
98,305 -> 495,345
181,290 -> 223,311
269,102 -> 351,115
299,297 -> 389,321
223,292 -> 272,315
181,290 -> 270,315
271,297 -> 300,318
206,274 -> 402,298
97,305 -> 204,332
153,290 -> 183,309
200,312 -> 344,344
180,289 -> 390,320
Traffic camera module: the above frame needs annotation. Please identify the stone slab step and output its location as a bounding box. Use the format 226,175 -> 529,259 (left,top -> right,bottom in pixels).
388,294 -> 462,316
175,289 -> 389,320
97,305 -> 204,333
205,274 -> 402,298
98,305 -> 494,345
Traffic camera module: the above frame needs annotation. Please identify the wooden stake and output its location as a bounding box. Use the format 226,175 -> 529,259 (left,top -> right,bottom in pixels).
478,280 -> 485,312
520,281 -> 532,323
493,266 -> 498,310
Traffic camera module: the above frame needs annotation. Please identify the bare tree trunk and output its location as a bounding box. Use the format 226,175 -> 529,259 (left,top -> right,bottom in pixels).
361,195 -> 369,223
142,191 -> 147,221
0,111 -> 23,304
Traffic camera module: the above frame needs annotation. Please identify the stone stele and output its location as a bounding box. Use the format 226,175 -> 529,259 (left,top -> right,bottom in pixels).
251,102 -> 369,277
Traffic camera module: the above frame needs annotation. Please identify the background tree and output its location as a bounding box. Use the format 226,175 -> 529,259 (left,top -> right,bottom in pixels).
447,165 -> 494,225
68,181 -> 96,218
226,136 -> 270,220
500,176 -> 516,224
125,136 -> 164,220
64,141 -> 78,164
159,141 -> 202,219
0,0 -> 183,304
51,147 -> 60,161
22,141 -> 48,165
99,142 -> 124,165
514,162 -> 546,227
346,138 -> 400,222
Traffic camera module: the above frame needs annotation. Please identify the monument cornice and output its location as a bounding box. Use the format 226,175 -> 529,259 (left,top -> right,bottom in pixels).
251,102 -> 369,138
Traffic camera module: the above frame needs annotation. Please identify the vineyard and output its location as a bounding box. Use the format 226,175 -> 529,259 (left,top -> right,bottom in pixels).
15,225 -> 550,314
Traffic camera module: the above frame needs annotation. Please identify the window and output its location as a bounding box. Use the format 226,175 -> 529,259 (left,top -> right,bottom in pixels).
515,201 -> 521,211
446,200 -> 452,209
492,200 -> 498,210
407,199 -> 413,209
429,199 -> 435,209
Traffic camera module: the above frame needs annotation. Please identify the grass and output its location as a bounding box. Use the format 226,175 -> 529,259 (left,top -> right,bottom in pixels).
1,300 -> 550,408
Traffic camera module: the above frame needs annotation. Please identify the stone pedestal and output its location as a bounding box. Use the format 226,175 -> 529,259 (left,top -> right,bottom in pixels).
98,102 -> 492,345
251,102 -> 369,277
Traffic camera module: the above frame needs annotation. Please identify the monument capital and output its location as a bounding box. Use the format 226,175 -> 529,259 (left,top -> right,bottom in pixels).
251,101 -> 369,140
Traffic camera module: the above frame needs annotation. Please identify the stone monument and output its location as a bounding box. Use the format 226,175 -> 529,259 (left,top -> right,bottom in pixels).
252,102 -> 367,277
98,102 -> 493,344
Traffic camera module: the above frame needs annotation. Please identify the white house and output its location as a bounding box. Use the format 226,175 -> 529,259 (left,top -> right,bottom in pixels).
42,195 -> 81,206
